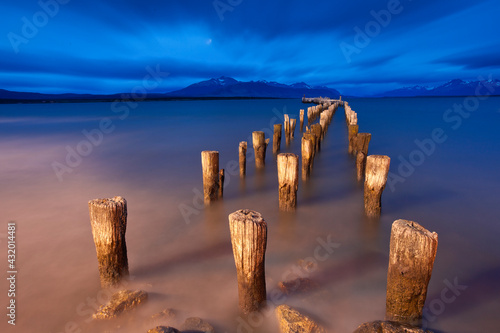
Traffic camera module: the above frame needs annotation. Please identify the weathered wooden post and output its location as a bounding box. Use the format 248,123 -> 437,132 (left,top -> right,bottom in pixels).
229,209 -> 267,314
290,119 -> 296,139
239,141 -> 247,177
301,136 -> 314,181
252,131 -> 269,168
219,169 -> 225,198
364,155 -> 391,217
386,219 -> 438,326
299,109 -> 304,131
311,124 -> 322,151
273,124 -> 282,154
201,151 -> 220,204
355,133 -> 371,181
88,196 -> 129,288
348,124 -> 359,154
284,114 -> 290,145
277,153 -> 299,211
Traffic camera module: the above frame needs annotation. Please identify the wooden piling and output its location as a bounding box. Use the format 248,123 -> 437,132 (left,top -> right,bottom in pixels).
299,109 -> 304,131
252,131 -> 269,168
386,219 -> 438,326
290,119 -> 296,139
229,209 -> 267,314
273,124 -> 282,154
201,151 -> 220,204
301,136 -> 314,181
277,153 -> 299,211
348,124 -> 359,154
239,141 -> 247,177
355,133 -> 371,181
364,155 -> 391,217
88,196 -> 129,288
219,169 -> 225,198
311,124 -> 322,151
284,114 -> 290,145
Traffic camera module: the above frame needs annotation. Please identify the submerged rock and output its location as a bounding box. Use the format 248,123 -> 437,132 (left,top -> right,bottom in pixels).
93,289 -> 148,320
275,304 -> 326,333
180,317 -> 215,333
278,277 -> 319,295
147,326 -> 180,333
353,320 -> 433,333
151,308 -> 177,323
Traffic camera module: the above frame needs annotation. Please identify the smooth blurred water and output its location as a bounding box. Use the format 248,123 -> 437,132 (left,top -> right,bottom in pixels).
0,97 -> 499,333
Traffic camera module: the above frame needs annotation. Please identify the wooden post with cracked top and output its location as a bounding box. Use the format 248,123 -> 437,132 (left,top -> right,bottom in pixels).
386,219 -> 438,326
89,196 -> 129,288
229,209 -> 267,314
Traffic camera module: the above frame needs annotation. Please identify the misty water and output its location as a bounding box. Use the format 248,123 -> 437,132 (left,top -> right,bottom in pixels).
1,97 -> 499,333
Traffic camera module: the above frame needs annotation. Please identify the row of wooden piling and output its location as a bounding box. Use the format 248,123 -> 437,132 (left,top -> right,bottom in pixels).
87,96 -> 438,330
87,200 -> 438,327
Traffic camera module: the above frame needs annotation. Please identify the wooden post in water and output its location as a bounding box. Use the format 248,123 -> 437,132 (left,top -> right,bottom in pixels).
290,119 -> 296,139
273,124 -> 282,154
219,169 -> 225,198
277,153 -> 299,211
355,133 -> 371,181
301,136 -> 314,181
364,155 -> 390,217
284,114 -> 290,145
348,124 -> 359,154
88,196 -> 129,288
311,124 -> 322,152
229,209 -> 267,314
386,219 -> 438,326
299,109 -> 304,131
239,141 -> 247,177
252,131 -> 269,168
201,151 -> 220,204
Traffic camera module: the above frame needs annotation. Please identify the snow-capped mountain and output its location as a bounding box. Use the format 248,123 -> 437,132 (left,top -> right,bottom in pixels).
165,77 -> 341,98
378,79 -> 500,97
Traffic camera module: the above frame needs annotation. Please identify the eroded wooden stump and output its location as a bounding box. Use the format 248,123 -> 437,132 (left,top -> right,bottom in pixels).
301,136 -> 314,181
273,124 -> 282,154
355,133 -> 371,181
229,209 -> 267,314
88,196 -> 129,288
201,151 -> 220,205
300,109 -> 305,131
252,131 -> 269,168
386,220 -> 438,326
348,124 -> 359,154
364,155 -> 390,217
239,141 -> 247,177
290,119 -> 297,139
277,153 -> 299,211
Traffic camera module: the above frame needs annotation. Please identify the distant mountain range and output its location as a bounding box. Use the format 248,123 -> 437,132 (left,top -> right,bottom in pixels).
1,77 -> 499,103
377,79 -> 500,97
165,76 -> 341,98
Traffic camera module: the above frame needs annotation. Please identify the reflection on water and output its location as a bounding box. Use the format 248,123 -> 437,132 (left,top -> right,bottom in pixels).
0,98 -> 499,332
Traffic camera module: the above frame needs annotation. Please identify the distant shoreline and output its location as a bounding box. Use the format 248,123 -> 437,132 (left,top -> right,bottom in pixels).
0,96 -> 291,105
1,94 -> 498,105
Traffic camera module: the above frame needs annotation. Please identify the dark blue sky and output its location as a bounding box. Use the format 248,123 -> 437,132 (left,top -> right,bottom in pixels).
1,0 -> 499,95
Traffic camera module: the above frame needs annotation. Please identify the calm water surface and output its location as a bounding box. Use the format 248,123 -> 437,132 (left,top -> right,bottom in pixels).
0,97 -> 499,333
